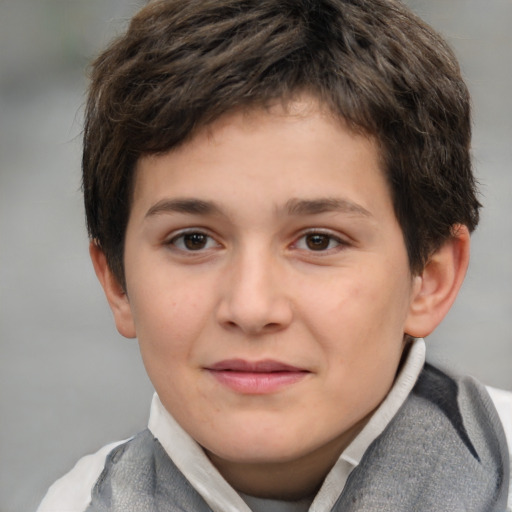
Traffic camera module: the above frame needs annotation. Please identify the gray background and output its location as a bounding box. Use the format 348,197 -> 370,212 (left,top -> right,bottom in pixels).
0,1 -> 511,511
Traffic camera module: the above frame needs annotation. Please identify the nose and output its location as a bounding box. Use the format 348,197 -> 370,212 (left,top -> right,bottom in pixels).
216,247 -> 293,336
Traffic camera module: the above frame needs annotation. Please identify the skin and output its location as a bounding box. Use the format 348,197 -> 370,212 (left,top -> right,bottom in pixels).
91,98 -> 470,499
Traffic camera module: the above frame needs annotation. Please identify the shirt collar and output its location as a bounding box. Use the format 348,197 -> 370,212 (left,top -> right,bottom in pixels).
148,392 -> 250,512
341,337 -> 426,466
308,337 -> 425,511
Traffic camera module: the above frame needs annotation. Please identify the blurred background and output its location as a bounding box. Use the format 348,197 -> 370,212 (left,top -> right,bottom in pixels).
0,1 -> 511,511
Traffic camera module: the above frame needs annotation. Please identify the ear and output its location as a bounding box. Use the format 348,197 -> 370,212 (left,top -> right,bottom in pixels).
89,242 -> 136,339
404,225 -> 470,338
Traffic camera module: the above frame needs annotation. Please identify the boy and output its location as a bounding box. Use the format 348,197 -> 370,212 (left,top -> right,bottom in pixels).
38,0 -> 511,510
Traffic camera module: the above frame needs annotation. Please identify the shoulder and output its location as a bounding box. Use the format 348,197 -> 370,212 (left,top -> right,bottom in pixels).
411,365 -> 511,509
36,438 -> 130,512
486,385 -> 512,446
486,385 -> 512,512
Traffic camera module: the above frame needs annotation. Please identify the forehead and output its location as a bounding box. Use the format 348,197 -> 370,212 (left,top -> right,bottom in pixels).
130,97 -> 391,222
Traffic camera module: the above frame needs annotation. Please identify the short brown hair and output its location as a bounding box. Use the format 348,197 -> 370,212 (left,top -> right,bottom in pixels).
83,0 -> 480,287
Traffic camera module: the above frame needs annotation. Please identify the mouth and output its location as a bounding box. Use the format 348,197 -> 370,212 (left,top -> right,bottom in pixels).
205,359 -> 310,394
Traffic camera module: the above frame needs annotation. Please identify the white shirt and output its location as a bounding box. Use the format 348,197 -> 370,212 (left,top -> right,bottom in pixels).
38,338 -> 512,512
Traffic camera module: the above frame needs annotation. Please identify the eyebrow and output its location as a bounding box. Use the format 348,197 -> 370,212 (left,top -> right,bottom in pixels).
145,198 -> 222,218
144,196 -> 372,220
284,198 -> 372,217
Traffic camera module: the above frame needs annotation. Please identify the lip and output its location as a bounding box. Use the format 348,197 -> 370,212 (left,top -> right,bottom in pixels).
205,359 -> 310,394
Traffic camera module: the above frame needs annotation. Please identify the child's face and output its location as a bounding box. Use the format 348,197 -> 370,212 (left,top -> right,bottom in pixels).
119,98 -> 422,492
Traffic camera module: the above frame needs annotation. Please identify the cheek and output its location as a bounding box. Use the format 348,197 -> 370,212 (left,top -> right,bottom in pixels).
131,282 -> 210,360
300,268 -> 410,362
133,291 -> 207,406
299,273 -> 384,335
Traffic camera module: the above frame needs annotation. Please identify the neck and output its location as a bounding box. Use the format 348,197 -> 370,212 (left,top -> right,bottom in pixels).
205,415 -> 368,500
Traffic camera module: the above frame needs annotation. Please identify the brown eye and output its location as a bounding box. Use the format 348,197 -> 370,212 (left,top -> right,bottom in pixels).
305,233 -> 331,250
183,233 -> 208,250
170,231 -> 218,251
294,232 -> 345,252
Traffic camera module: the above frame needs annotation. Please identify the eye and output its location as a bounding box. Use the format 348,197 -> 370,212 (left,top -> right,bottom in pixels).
168,231 -> 219,251
295,232 -> 345,251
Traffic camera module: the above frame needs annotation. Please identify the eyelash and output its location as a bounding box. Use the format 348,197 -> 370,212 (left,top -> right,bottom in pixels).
166,229 -> 348,254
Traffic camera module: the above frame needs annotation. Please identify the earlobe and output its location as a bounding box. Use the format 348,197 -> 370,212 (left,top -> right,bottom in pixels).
404,225 -> 470,338
89,242 -> 137,339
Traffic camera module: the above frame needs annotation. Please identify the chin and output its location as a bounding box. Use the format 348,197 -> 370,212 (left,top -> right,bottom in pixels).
203,429 -> 316,465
